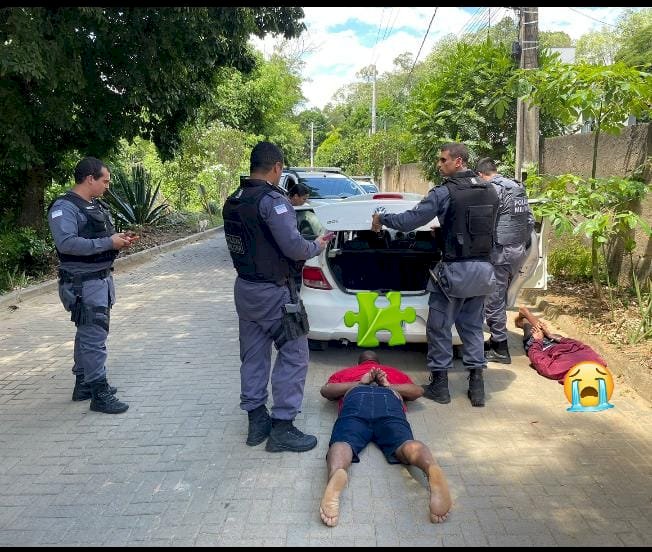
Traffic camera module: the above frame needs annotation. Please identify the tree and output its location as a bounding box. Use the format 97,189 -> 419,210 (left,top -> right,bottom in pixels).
407,40 -> 519,180
539,31 -> 572,49
0,7 -> 305,228
158,123 -> 251,212
516,61 -> 652,297
295,109 -> 329,165
615,8 -> 652,70
575,28 -> 619,65
198,50 -> 305,164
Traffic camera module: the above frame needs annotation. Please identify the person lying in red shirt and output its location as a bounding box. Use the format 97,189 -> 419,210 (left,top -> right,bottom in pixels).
318,350 -> 452,527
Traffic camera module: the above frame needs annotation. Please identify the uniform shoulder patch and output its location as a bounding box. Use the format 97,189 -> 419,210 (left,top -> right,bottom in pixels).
274,204 -> 288,215
51,209 -> 63,219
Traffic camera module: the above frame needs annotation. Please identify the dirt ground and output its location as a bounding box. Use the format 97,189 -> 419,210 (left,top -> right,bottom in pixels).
531,278 -> 652,372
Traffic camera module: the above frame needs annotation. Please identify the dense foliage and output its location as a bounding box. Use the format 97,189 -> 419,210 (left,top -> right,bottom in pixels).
0,7 -> 305,227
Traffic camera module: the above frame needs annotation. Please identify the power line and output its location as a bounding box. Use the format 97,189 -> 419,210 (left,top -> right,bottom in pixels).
371,7 -> 401,67
404,7 -> 438,92
469,8 -> 491,35
369,7 -> 387,68
469,7 -> 510,44
567,7 -> 619,29
381,7 -> 400,43
466,7 -> 492,41
456,6 -> 482,36
457,6 -> 486,37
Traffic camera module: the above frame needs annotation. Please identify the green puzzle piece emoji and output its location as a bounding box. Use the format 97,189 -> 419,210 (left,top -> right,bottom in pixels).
344,291 -> 416,347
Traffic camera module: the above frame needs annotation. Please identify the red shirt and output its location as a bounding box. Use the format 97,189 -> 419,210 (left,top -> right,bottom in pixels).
327,360 -> 414,412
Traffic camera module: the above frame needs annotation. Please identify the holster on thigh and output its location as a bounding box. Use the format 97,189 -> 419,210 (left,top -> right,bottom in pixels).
76,304 -> 111,332
270,301 -> 310,350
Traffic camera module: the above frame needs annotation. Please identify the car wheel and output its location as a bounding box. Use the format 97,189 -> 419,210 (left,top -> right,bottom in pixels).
308,339 -> 328,351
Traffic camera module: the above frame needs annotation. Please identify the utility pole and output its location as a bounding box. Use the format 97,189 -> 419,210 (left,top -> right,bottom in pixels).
514,6 -> 539,182
371,65 -> 377,135
310,122 -> 314,168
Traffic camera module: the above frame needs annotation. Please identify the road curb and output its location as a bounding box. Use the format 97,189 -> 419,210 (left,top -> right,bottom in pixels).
521,289 -> 651,404
0,226 -> 223,309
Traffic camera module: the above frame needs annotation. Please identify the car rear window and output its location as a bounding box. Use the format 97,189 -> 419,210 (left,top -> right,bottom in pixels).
299,176 -> 363,199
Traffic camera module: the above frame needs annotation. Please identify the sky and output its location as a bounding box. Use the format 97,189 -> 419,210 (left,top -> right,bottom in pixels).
251,6 -> 640,111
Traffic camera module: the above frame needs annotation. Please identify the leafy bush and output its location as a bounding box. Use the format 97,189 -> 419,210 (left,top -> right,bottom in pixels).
105,165 -> 169,228
0,228 -> 55,292
547,233 -> 595,282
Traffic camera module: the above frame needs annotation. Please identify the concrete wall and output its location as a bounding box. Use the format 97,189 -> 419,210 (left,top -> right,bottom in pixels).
541,122 -> 652,283
382,163 -> 433,195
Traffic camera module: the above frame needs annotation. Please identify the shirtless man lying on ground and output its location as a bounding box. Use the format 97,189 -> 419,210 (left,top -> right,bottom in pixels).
318,350 -> 452,527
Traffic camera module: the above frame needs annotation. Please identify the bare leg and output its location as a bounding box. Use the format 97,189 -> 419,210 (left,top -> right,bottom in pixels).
395,440 -> 452,523
517,306 -> 557,339
320,442 -> 352,527
517,305 -> 541,327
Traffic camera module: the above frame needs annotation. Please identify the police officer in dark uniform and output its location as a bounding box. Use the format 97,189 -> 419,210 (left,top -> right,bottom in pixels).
47,157 -> 135,414
372,143 -> 498,407
476,158 -> 535,365
222,141 -> 332,452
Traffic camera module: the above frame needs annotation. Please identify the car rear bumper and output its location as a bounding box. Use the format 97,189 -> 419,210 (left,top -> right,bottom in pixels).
301,286 -> 463,345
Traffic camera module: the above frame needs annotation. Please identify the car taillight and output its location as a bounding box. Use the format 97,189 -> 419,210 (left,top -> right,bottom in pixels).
373,193 -> 403,199
303,266 -> 332,290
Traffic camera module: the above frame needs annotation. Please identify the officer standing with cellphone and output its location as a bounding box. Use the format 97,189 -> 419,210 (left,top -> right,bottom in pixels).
222,141 -> 333,452
48,157 -> 137,414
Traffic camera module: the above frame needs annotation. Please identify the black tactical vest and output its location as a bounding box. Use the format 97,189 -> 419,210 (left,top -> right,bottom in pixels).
438,171 -> 499,262
491,175 -> 529,246
222,178 -> 290,285
50,192 -> 118,264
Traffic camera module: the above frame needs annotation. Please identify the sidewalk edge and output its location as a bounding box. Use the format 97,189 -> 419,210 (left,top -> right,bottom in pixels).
0,226 -> 223,309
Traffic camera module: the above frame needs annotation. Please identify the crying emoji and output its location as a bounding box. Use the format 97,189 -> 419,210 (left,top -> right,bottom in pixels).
563,361 -> 615,412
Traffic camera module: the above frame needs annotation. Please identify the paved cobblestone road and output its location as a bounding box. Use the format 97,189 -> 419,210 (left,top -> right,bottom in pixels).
0,230 -> 650,546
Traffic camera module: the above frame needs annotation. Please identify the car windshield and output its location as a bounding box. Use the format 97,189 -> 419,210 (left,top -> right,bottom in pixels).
299,176 -> 363,199
360,183 -> 378,193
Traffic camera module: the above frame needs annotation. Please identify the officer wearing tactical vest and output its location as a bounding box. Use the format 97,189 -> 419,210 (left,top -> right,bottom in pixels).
372,143 -> 498,407
47,157 -> 136,414
476,158 -> 535,365
222,141 -> 332,452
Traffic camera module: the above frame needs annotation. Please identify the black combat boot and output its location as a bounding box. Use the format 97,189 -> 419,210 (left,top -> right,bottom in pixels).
422,371 -> 451,404
485,339 -> 511,364
89,378 -> 129,414
246,405 -> 272,446
468,368 -> 485,407
72,374 -> 117,401
265,419 -> 317,453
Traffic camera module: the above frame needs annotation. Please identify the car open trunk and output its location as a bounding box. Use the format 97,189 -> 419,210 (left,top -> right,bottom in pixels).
326,229 -> 440,293
312,196 -> 441,294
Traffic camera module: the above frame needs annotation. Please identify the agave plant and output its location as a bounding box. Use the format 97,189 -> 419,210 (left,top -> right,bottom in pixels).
105,165 -> 169,226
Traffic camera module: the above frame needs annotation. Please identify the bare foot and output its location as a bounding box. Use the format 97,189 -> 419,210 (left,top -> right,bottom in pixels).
518,305 -> 540,327
320,468 -> 348,527
427,465 -> 452,523
514,312 -> 526,329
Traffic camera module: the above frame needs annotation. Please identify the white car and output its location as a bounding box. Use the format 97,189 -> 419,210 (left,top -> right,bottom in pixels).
295,192 -> 548,350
